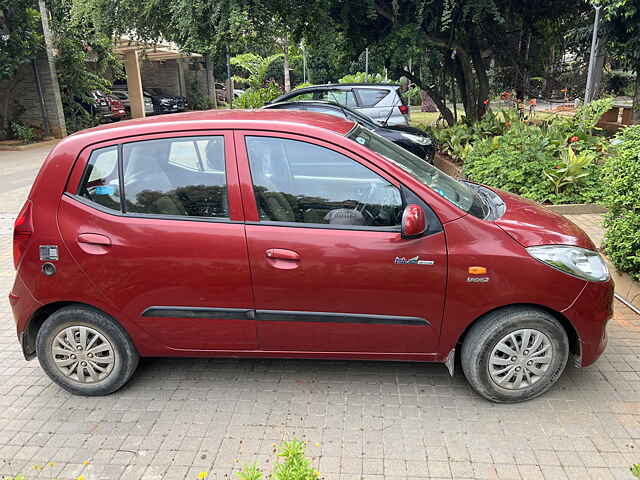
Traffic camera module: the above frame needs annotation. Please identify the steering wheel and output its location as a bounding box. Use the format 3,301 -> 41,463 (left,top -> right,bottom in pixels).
354,182 -> 381,224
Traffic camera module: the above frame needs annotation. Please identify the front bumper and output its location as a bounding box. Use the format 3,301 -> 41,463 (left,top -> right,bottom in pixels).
562,278 -> 614,367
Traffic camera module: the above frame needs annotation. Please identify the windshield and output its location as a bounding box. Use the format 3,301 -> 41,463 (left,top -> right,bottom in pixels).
346,125 -> 486,218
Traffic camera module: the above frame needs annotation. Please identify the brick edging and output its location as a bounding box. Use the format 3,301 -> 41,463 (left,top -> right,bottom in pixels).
0,138 -> 59,151
606,257 -> 640,311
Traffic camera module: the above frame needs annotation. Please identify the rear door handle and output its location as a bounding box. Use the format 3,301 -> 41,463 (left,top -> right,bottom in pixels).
78,233 -> 111,246
265,248 -> 300,261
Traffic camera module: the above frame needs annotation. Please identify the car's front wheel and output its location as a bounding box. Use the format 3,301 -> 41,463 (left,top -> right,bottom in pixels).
36,305 -> 139,396
461,307 -> 569,403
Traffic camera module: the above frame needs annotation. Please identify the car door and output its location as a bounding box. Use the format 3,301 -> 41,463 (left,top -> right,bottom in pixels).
235,131 -> 447,355
59,131 -> 257,352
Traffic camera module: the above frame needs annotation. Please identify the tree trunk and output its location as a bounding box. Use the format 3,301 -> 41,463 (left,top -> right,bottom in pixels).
470,38 -> 490,118
447,47 -> 480,123
401,69 -> 455,125
634,72 -> 640,124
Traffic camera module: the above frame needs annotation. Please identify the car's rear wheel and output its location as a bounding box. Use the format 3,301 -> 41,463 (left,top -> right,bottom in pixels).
36,305 -> 139,396
461,307 -> 569,403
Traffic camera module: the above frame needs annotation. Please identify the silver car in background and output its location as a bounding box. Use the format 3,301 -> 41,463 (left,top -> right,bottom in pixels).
110,88 -> 155,115
268,83 -> 410,126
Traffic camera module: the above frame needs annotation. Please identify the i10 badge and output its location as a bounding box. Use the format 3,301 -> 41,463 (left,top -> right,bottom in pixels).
393,256 -> 434,265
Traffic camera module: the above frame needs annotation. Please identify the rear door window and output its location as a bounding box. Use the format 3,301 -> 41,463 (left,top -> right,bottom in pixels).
317,89 -> 358,107
122,136 -> 228,218
355,88 -> 389,107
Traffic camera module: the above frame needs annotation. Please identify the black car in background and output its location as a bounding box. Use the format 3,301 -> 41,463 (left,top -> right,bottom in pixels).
263,100 -> 436,163
144,88 -> 188,114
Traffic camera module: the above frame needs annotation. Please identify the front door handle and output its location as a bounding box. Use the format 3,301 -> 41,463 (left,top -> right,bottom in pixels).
265,248 -> 300,261
78,233 -> 111,246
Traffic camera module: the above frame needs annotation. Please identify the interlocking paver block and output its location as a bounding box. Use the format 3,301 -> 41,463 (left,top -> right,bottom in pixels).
1,150 -> 639,479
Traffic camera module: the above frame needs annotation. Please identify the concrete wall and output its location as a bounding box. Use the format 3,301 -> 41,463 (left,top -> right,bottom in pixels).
140,59 -> 183,95
140,58 -> 209,100
1,56 -> 66,138
0,56 -> 211,140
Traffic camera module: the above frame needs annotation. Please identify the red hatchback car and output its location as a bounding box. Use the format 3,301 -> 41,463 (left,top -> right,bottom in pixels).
10,110 -> 613,402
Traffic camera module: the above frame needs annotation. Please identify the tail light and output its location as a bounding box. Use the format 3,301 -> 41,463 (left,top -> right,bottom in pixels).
399,105 -> 409,115
13,200 -> 33,269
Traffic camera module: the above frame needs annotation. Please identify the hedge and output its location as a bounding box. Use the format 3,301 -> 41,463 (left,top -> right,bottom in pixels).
602,125 -> 640,280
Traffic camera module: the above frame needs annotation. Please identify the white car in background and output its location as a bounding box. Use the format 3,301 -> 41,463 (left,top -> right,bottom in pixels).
268,83 -> 410,126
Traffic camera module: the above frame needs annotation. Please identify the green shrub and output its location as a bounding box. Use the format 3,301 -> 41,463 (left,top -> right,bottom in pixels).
233,82 -> 282,109
602,125 -> 640,280
632,463 -> 640,478
11,122 -> 36,144
237,439 -> 319,480
188,77 -> 214,111
455,101 -> 612,204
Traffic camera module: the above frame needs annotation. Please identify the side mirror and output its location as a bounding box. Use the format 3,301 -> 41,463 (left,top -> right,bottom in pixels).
401,204 -> 427,239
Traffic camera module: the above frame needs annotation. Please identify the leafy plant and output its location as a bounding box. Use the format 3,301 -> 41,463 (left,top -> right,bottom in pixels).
11,121 -> 36,144
463,119 -> 605,204
231,53 -> 283,90
631,463 -> 640,478
404,85 -> 422,106
338,72 -> 388,84
233,82 -> 282,108
543,147 -> 595,195
236,439 -> 320,480
602,125 -> 640,280
292,81 -> 313,90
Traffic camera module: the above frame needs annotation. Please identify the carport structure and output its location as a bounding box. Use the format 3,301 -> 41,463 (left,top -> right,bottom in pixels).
113,37 -> 202,118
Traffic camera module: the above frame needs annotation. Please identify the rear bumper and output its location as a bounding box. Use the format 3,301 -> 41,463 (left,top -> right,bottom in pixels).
562,278 -> 614,367
9,273 -> 41,359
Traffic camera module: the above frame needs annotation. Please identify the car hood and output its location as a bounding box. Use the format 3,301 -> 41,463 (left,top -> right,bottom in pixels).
489,188 -> 595,250
384,125 -> 429,136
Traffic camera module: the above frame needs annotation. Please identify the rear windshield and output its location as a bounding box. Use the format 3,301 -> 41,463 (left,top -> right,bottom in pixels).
346,125 -> 486,218
355,88 -> 389,107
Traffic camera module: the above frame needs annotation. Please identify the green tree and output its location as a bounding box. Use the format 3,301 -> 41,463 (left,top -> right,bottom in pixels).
50,0 -> 123,132
603,0 -> 640,122
0,0 -> 42,132
70,0 -> 591,124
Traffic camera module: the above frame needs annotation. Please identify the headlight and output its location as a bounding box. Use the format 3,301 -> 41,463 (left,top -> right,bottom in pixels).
400,132 -> 432,146
526,245 -> 609,282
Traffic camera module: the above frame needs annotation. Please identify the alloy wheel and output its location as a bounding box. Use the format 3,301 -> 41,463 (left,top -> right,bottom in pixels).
51,326 -> 115,383
488,328 -> 553,390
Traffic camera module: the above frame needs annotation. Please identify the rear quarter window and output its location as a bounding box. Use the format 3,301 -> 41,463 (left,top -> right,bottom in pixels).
355,88 -> 390,107
78,146 -> 121,212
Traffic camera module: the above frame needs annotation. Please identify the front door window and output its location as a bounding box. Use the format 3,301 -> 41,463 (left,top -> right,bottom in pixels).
245,136 -> 403,228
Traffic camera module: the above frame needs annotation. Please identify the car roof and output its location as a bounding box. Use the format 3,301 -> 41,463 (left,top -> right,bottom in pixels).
267,100 -> 347,109
265,100 -> 378,123
63,110 -> 356,147
293,83 -> 398,89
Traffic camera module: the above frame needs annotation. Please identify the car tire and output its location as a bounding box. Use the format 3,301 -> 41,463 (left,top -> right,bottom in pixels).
461,306 -> 569,403
36,305 -> 139,396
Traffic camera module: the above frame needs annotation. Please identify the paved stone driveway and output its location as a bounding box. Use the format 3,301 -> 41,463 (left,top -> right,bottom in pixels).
0,147 -> 639,480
